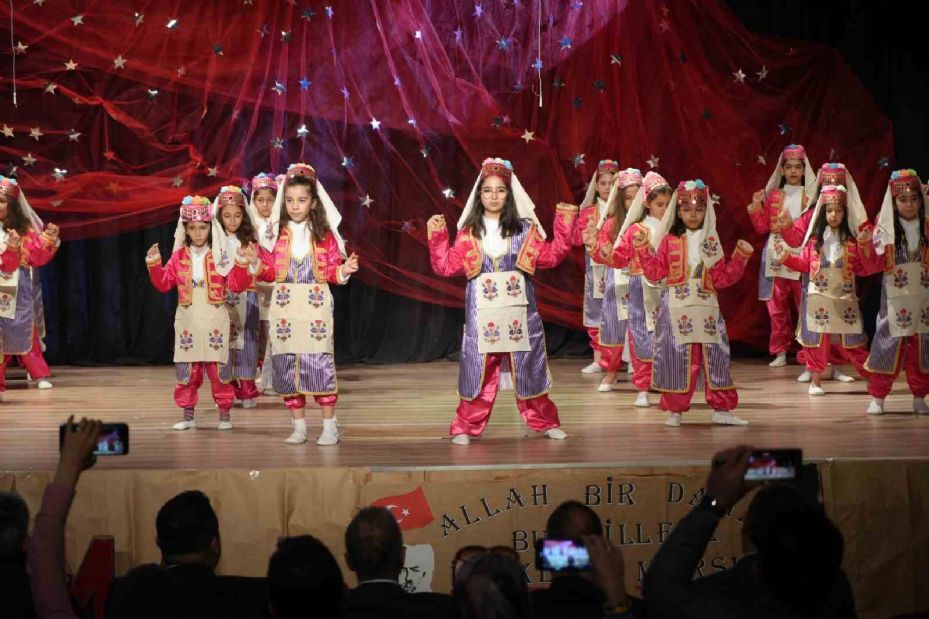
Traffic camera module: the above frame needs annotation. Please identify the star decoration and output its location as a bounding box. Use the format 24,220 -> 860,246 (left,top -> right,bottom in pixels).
29,127 -> 43,141
272,81 -> 286,95
258,23 -> 269,37
360,194 -> 373,208
325,6 -> 334,17
559,36 -> 573,50
473,3 -> 483,18
207,166 -> 219,177
68,129 -> 81,142
778,123 -> 790,136
14,41 -> 28,55
497,37 -> 511,51
44,82 -> 57,94
342,156 -> 354,168
369,118 -> 381,130
213,43 -> 224,55
502,115 -> 511,125
71,14 -> 84,25
5,165 -> 16,176
296,124 -> 309,139
64,59 -> 78,70
301,8 -> 315,21
553,77 -> 565,88
1,125 -> 13,138
341,86 -> 350,99
454,27 -> 463,43
134,12 -> 144,27
271,137 -> 284,150
52,168 -> 68,182
610,53 -> 622,65
166,18 -> 179,29
571,0 -> 583,8
401,508 -> 411,517
491,117 -> 504,129
146,89 -> 159,101
659,19 -> 670,32
22,153 -> 37,166
593,79 -> 606,91
414,30 -> 423,40
34,0 -> 44,5
757,65 -> 768,81
394,76 -> 401,87
828,147 -> 838,160
512,81 -> 523,93
878,156 -> 890,169
573,153 -> 585,167
407,118 -> 416,126
572,97 -> 584,109
757,155 -> 767,165
176,66 -> 186,77
647,154 -> 660,169
281,30 -> 291,43
298,77 -> 312,90
532,58 -> 543,71
103,150 -> 116,160
171,176 -> 184,187
733,69 -> 746,83
113,55 -> 127,69
701,108 -> 711,120
442,187 -> 455,199
521,130 -> 535,143
50,200 -> 63,207
420,146 -> 431,158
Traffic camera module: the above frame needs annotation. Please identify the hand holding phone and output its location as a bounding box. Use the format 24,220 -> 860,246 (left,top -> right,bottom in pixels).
744,449 -> 802,482
59,421 -> 129,456
535,538 -> 592,572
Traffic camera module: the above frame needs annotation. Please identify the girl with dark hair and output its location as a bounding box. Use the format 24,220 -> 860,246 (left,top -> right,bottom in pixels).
233,163 -> 358,446
863,169 -> 929,415
248,173 -> 280,394
427,158 -> 578,446
0,176 -> 60,397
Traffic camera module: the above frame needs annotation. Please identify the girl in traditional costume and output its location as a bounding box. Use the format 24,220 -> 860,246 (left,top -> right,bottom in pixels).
427,158 -> 578,445
248,173 -> 279,393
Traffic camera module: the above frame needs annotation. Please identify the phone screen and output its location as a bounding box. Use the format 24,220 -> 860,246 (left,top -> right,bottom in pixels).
745,449 -> 801,481
535,539 -> 591,572
59,423 -> 130,456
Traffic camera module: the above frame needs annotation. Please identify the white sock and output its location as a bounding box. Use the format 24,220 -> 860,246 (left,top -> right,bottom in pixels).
322,417 -> 337,429
293,418 -> 307,435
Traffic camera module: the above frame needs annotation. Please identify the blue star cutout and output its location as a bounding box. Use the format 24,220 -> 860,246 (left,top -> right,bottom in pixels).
513,81 -> 523,93
553,77 -> 565,88
342,156 -> 353,168
573,153 -> 585,167
497,37 -> 511,51
571,0 -> 583,9
491,117 -> 504,129
572,97 -> 583,109
340,86 -> 350,99
302,8 -> 315,21
454,27 -> 463,43
593,79 -> 606,91
213,43 -> 223,55
474,3 -> 483,18
299,77 -> 311,90
532,57 -> 543,71
560,36 -> 572,49
778,123 -> 791,136
325,6 -> 334,18
702,109 -> 711,120
878,156 -> 890,169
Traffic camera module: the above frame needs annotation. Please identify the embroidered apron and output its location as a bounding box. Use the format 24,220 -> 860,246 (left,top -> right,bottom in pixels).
475,270 -> 532,354
805,267 -> 861,334
884,262 -> 929,337
614,268 -> 630,321
268,282 -> 334,355
0,267 -> 19,320
174,285 -> 230,363
224,290 -> 251,350
591,264 -> 606,300
668,279 -> 721,345
764,232 -> 802,280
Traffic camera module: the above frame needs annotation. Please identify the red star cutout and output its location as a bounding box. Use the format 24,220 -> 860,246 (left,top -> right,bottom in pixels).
103,150 -> 116,160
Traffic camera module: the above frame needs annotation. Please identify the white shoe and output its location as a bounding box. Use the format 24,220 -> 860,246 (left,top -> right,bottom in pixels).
634,392 -> 650,408
546,428 -> 567,440
36,380 -> 53,389
627,364 -> 633,375
808,384 -> 825,396
581,361 -> 603,374
832,368 -> 855,383
241,399 -> 257,409
797,370 -> 812,383
913,397 -> 929,415
768,353 -> 787,368
451,433 -> 471,446
233,398 -> 242,406
284,431 -> 307,445
316,419 -> 341,445
597,381 -> 614,393
664,412 -> 682,427
173,420 -> 196,431
711,411 -> 749,426
217,420 -> 233,430
866,398 -> 885,416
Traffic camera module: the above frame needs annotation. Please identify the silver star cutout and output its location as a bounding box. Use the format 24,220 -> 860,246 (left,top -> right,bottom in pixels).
176,66 -> 186,77
22,153 -> 37,166
296,124 -> 309,139
14,41 -> 28,54
71,14 -> 84,25
361,194 -> 373,208
757,155 -> 766,165
44,82 -> 57,94
53,168 -> 67,182
757,65 -> 768,81
64,59 -> 78,70
68,129 -> 81,142
207,166 -> 218,177
271,137 -> 284,150
521,130 -> 534,143
647,155 -> 660,169
442,187 -> 455,199
134,12 -> 144,27
171,176 -> 184,187
733,69 -> 746,83
29,127 -> 43,140
369,117 -> 381,130
113,55 -> 127,69
573,153 -> 585,167
1,125 -> 13,138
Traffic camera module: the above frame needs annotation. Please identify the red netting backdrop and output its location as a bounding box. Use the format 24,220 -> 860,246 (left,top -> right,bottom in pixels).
0,0 -> 893,349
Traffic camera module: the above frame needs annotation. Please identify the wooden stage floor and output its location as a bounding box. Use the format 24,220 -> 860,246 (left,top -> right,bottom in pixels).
1,359 -> 927,472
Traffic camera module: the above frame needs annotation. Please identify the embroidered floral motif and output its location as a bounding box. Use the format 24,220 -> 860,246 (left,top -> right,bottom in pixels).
308,285 -> 326,308
703,315 -> 718,336
276,319 -> 292,341
506,275 -> 523,298
896,308 -> 913,329
674,284 -> 691,301
842,307 -> 857,324
620,291 -> 630,307
921,268 -> 929,288
310,320 -> 328,341
0,293 -> 10,313
275,285 -> 291,307
814,307 -> 830,327
482,278 -> 499,301
178,330 -> 194,351
225,291 -> 239,309
893,268 -> 909,289
701,236 -> 720,257
677,315 -> 694,335
208,329 -> 224,350
696,286 -> 712,300
508,319 -> 524,342
842,280 -> 854,295
483,321 -> 501,344
230,323 -> 239,342
812,272 -> 830,293
921,305 -> 929,326
596,276 -> 605,296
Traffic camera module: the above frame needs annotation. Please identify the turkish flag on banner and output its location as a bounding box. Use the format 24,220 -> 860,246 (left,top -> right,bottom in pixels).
371,487 -> 434,531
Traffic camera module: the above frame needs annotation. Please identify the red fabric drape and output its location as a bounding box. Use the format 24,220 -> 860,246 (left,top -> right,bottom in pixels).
0,0 -> 893,348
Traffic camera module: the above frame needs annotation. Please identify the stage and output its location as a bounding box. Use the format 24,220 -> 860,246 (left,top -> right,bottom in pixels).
1,360 -> 927,618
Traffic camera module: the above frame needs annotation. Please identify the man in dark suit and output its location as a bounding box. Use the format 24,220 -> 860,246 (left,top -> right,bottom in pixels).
343,506 -> 452,619
105,490 -> 268,619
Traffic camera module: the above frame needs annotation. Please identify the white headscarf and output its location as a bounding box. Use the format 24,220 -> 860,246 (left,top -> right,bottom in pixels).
764,145 -> 818,207
247,173 -> 281,252
457,158 -> 547,239
655,180 -> 723,269
210,186 -> 252,276
873,169 -> 925,256
615,171 -> 670,249
802,166 -> 868,245
271,164 -> 347,256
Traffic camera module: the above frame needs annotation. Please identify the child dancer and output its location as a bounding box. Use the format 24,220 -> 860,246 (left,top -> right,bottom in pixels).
572,159 -> 619,374
146,196 -> 239,430
746,145 -> 817,367
234,163 -> 358,445
864,170 -> 929,415
212,186 -> 260,409
0,177 -> 59,397
634,180 -> 754,427
248,173 -> 279,393
427,158 -> 578,445
774,184 -> 878,395
586,171 -> 673,407
589,168 -> 642,392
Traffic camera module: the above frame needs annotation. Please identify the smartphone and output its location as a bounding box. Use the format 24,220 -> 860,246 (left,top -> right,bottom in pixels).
745,449 -> 801,481
59,422 -> 130,456
534,538 -> 592,572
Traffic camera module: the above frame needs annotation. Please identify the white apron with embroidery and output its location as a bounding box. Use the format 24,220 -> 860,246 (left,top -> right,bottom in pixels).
614,268 -> 630,321
884,262 -> 929,337
591,264 -> 606,300
268,282 -> 334,355
642,280 -> 662,332
0,267 -> 20,320
805,267 -> 861,334
224,290 -> 251,350
256,282 -> 273,321
174,286 -> 230,363
668,279 -> 721,345
475,270 -> 532,354
764,233 -> 802,280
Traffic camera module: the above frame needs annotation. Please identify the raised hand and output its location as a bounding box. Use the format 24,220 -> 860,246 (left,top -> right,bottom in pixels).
43,222 -> 61,242
632,227 -> 649,248
6,229 -> 21,249
146,243 -> 161,262
736,239 -> 754,255
426,214 -> 447,234
774,209 -> 793,232
750,189 -> 766,208
340,252 -> 360,277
